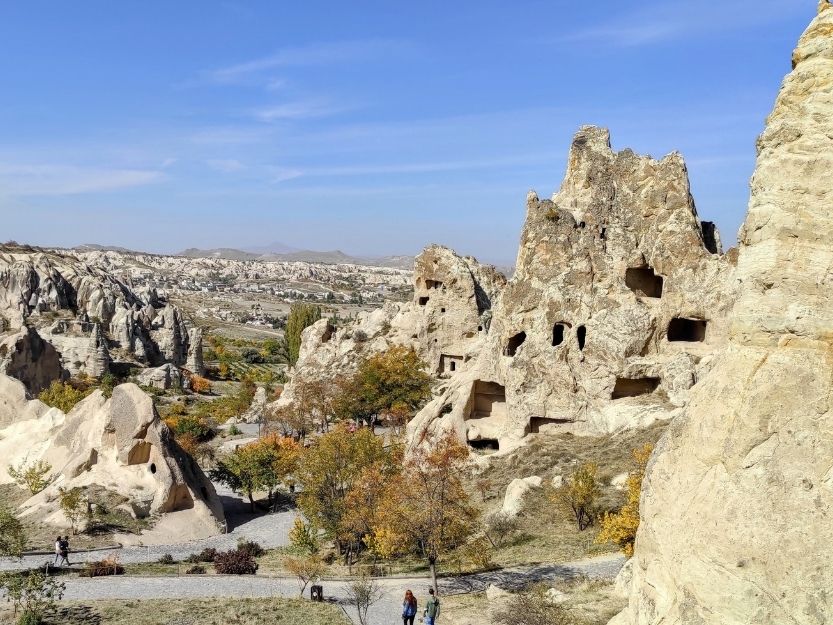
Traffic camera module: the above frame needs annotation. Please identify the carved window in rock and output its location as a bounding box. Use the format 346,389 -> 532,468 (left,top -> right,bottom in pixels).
505,332 -> 527,357
552,322 -> 571,347
577,325 -> 587,351
418,296 -> 429,306
611,377 -> 660,399
625,266 -> 664,298
667,318 -> 707,342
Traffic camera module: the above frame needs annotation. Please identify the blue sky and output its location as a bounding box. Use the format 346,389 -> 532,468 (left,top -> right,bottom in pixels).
0,1 -> 816,265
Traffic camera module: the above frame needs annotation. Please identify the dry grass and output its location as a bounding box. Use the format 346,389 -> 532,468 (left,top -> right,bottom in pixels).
441,578 -> 625,625
0,483 -> 151,552
463,422 -> 668,568
0,598 -> 350,625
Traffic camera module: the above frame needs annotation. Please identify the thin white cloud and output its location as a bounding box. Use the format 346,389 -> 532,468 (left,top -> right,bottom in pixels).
560,0 -> 808,47
207,39 -> 407,83
253,100 -> 345,122
206,159 -> 245,173
0,164 -> 165,196
268,167 -> 304,183
189,126 -> 269,145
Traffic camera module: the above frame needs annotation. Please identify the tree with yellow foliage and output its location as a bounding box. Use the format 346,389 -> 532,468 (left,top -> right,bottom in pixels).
597,443 -> 653,556
553,462 -> 599,531
371,432 -> 478,593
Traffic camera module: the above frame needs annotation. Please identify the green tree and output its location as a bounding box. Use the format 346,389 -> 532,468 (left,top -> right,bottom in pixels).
0,504 -> 26,558
338,346 -> 433,425
210,435 -> 299,511
58,487 -> 86,535
0,570 -> 65,624
7,460 -> 53,495
286,303 -> 322,366
295,425 -> 394,558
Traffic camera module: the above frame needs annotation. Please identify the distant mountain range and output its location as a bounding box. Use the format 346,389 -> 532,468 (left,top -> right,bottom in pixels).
176,243 -> 415,269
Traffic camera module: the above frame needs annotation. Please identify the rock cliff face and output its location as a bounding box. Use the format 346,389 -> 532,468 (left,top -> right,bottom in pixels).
0,375 -> 224,539
0,247 -> 201,386
613,5 -> 833,624
282,127 -> 736,447
406,127 -> 735,449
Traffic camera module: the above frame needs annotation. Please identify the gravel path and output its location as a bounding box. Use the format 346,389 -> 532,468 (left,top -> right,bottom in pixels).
55,554 -> 625,625
0,482 -> 298,571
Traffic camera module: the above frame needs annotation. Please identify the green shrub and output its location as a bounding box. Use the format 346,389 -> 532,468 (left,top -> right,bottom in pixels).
37,381 -> 90,413
7,460 -> 53,495
185,547 -> 217,563
228,424 -> 242,436
0,570 -> 65,624
158,553 -> 175,565
185,565 -> 206,575
213,548 -> 258,575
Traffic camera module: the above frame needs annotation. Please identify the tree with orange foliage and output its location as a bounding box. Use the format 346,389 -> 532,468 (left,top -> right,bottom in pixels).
190,375 -> 212,394
596,443 -> 654,556
372,432 -> 478,592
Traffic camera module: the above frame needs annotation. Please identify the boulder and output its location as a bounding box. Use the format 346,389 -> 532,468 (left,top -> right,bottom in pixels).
501,475 -> 543,517
614,6 -> 833,624
136,363 -> 184,390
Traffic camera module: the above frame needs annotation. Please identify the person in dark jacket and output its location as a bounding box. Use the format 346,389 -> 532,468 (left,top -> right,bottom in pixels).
402,589 -> 417,625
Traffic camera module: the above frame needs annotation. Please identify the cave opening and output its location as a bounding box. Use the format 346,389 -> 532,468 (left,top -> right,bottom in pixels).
625,266 -> 664,298
505,332 -> 527,357
577,326 -> 587,351
667,318 -> 707,342
611,377 -> 661,399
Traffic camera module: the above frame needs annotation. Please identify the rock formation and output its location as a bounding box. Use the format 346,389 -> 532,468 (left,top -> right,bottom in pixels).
276,245 -> 506,408
0,375 -> 224,539
0,247 -> 202,384
613,5 -> 833,623
281,128 -> 737,448
0,326 -> 65,394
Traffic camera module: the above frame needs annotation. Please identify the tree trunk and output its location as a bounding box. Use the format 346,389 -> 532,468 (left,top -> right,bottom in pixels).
429,558 -> 438,595
248,491 -> 255,512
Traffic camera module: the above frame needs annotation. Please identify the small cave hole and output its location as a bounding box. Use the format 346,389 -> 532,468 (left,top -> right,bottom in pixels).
468,438 -> 500,451
505,331 -> 527,357
321,324 -> 335,343
425,279 -> 443,290
552,322 -> 570,347
577,326 -> 586,351
149,462 -> 157,474
478,325 -> 483,332
667,318 -> 707,342
625,266 -> 664,298
441,307 -> 446,313
418,296 -> 429,306
527,416 -> 572,434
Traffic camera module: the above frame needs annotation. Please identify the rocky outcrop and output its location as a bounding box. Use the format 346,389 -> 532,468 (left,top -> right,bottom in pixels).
0,376 -> 224,538
136,363 -> 186,390
408,127 -> 735,450
276,246 -> 506,408
613,5 -> 833,624
0,247 -> 199,380
0,326 -> 65,394
186,327 -> 205,376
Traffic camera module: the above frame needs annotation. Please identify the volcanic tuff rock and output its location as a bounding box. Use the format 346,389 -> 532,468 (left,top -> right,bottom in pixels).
0,375 -> 224,538
283,129 -> 737,447
0,247 -> 201,387
613,5 -> 833,624
274,245 -> 506,408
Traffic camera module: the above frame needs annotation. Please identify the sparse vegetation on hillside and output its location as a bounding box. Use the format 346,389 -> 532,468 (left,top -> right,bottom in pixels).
554,462 -> 600,531
37,380 -> 90,413
597,443 -> 653,556
0,502 -> 26,557
8,459 -> 53,495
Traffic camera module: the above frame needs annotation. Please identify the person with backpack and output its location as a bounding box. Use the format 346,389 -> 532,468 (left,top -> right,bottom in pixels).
424,587 -> 441,625
402,589 -> 417,625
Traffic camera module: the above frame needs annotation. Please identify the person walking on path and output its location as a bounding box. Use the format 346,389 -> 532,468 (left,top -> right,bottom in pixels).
53,536 -> 64,567
402,589 -> 417,625
60,535 -> 71,566
423,588 -> 441,625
